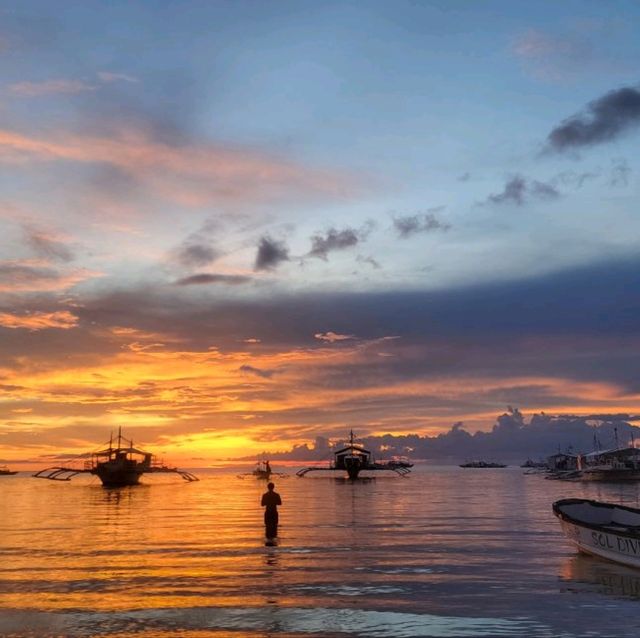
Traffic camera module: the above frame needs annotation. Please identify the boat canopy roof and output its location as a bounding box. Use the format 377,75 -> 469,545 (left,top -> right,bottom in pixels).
334,445 -> 371,455
94,446 -> 148,455
583,446 -> 640,459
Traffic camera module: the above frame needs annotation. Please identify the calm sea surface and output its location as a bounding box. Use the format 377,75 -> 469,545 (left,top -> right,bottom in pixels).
3,465 -> 640,637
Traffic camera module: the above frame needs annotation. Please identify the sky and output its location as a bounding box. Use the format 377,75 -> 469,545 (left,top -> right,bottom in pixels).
1,0 -> 640,464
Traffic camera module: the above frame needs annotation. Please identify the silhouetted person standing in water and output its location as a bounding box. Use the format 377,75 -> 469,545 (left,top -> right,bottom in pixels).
261,482 -> 281,541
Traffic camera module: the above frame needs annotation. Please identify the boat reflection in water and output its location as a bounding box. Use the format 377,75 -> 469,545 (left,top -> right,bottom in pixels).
33,428 -> 198,487
561,554 -> 640,599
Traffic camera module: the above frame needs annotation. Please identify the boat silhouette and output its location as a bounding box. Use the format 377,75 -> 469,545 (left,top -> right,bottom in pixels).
33,428 -> 198,487
296,430 -> 411,480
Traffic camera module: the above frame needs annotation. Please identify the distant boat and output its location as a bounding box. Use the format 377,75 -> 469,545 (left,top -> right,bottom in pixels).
554,498 -> 640,568
297,430 -> 411,480
578,447 -> 640,481
253,460 -> 272,479
460,461 -> 507,468
33,428 -> 199,487
0,465 -> 18,475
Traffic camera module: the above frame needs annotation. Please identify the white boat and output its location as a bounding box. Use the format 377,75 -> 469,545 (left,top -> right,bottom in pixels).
554,498 -> 640,568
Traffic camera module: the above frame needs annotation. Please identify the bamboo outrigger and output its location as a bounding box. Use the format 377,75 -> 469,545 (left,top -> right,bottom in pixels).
33,428 -> 198,487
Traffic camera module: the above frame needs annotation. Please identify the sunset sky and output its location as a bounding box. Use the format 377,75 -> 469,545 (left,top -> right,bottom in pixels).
2,1 -> 640,465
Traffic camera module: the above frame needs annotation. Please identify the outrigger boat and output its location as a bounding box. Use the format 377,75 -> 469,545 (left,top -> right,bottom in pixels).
0,465 -> 18,475
296,431 -> 411,480
238,459 -> 287,480
33,428 -> 198,487
460,460 -> 507,468
554,498 -> 640,568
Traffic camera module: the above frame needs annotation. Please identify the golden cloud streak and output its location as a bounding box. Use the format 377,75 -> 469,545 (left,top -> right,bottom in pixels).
0,310 -> 79,330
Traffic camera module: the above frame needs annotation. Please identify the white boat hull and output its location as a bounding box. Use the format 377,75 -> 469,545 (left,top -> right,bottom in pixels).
554,498 -> 640,569
557,518 -> 640,568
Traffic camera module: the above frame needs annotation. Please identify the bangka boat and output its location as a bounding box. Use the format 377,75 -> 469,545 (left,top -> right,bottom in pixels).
296,430 -> 411,480
238,460 -> 287,480
459,461 -> 507,468
0,465 -> 18,475
554,498 -> 640,569
577,447 -> 640,481
33,428 -> 198,487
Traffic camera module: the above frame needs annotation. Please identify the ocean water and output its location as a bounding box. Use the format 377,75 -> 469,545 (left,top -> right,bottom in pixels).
2,464 -> 640,637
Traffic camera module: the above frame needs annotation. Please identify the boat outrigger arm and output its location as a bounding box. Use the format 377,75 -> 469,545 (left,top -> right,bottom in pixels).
296,463 -> 411,478
296,430 -> 412,479
33,464 -> 199,482
33,428 -> 199,486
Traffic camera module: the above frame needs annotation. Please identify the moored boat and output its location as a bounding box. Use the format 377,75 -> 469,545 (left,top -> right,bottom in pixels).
297,430 -> 411,479
252,460 -> 272,479
0,465 -> 18,475
460,460 -> 507,468
553,498 -> 640,568
33,428 -> 198,487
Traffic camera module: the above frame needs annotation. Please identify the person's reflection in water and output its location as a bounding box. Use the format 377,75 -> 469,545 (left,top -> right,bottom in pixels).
261,481 -> 282,542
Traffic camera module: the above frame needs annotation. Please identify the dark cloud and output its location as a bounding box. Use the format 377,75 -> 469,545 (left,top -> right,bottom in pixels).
254,236 -> 290,271
610,158 -> 631,187
268,410 -> 640,462
10,254 -> 640,399
239,364 -> 276,379
393,209 -> 450,239
24,227 -> 74,262
175,273 -> 252,286
487,176 -> 527,205
308,227 -> 360,260
306,222 -> 375,261
547,85 -> 640,152
175,243 -> 219,268
484,175 -> 559,206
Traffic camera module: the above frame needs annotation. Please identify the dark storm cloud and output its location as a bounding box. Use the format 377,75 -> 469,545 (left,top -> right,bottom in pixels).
484,175 -> 559,206
55,255 -> 640,391
239,364 -> 276,379
175,273 -> 252,286
547,85 -> 640,152
24,227 -> 74,262
393,209 -> 450,239
254,236 -> 290,271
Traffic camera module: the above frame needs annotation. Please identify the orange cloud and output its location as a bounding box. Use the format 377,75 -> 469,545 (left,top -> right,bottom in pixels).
0,310 -> 79,330
0,127 -> 356,207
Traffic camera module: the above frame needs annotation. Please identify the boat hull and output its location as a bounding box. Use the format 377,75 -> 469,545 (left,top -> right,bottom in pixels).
92,467 -> 143,487
554,499 -> 640,568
